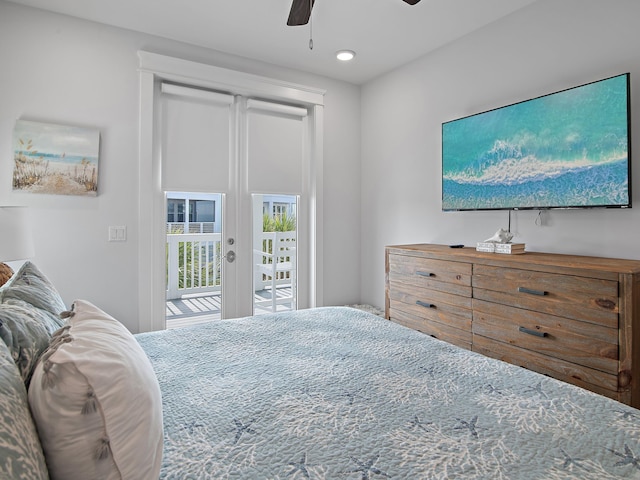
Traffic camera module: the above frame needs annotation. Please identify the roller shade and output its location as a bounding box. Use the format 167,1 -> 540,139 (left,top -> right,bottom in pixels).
247,99 -> 307,195
160,83 -> 234,192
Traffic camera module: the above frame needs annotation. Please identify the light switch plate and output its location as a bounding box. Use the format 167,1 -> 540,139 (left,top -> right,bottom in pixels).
108,226 -> 127,242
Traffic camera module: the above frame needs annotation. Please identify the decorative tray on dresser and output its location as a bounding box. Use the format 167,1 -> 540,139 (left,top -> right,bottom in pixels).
385,243 -> 640,408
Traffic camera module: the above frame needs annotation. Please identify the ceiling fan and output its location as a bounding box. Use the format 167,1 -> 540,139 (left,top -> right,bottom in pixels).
287,0 -> 422,26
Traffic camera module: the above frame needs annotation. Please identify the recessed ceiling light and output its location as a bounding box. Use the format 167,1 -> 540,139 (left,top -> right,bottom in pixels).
336,50 -> 356,61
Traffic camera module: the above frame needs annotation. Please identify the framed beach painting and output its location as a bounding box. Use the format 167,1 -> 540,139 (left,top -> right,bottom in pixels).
12,120 -> 100,196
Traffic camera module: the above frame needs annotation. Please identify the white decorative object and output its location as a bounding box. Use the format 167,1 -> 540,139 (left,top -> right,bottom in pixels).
483,228 -> 514,244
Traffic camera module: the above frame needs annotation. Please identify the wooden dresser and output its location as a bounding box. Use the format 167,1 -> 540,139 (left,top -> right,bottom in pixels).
385,243 -> 640,408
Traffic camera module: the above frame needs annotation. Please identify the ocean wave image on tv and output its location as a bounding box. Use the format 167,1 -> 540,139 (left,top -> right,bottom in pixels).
442,74 -> 630,210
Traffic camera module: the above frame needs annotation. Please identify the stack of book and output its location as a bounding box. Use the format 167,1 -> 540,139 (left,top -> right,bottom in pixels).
476,242 -> 496,253
495,243 -> 526,254
476,242 -> 526,254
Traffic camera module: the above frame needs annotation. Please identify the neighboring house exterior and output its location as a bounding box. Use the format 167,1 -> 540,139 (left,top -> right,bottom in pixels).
262,194 -> 297,221
166,192 -> 296,234
166,192 -> 221,233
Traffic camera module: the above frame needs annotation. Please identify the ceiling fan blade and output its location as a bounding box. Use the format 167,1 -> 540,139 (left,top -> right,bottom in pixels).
287,0 -> 315,26
402,0 -> 421,5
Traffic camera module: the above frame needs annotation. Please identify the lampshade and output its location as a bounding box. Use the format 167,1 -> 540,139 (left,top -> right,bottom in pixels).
0,206 -> 35,262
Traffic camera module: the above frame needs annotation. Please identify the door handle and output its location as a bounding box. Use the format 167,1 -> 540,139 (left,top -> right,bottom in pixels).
224,250 -> 236,263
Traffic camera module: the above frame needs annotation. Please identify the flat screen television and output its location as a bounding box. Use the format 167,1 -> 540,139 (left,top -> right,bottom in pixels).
442,73 -> 631,211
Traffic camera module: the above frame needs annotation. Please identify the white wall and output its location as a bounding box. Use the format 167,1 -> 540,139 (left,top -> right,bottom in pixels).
361,0 -> 640,309
0,1 -> 362,332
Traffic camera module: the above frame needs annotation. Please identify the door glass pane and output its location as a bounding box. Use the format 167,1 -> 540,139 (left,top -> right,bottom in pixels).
166,192 -> 223,328
253,194 -> 298,315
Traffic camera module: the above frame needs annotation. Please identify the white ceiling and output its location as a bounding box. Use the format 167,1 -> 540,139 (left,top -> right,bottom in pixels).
7,0 -> 539,84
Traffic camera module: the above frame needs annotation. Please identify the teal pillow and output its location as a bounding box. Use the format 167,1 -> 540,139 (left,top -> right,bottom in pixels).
0,262 -> 66,385
0,339 -> 49,479
0,301 -> 55,386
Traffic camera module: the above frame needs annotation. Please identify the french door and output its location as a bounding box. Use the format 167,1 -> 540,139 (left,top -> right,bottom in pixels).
157,82 -> 309,325
137,52 -> 324,333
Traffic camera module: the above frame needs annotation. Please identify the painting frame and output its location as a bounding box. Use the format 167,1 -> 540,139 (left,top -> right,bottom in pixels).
12,120 -> 100,197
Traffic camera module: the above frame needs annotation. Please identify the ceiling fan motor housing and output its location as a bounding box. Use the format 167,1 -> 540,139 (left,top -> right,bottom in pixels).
287,0 -> 420,26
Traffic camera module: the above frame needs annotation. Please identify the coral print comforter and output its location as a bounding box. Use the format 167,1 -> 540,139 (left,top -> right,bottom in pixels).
136,307 -> 640,479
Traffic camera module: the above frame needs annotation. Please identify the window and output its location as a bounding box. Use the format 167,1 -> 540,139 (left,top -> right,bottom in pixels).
262,197 -> 297,220
189,200 -> 215,223
273,203 -> 288,220
167,199 -> 185,223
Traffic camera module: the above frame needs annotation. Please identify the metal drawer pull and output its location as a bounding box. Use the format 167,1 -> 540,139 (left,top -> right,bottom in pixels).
416,271 -> 434,277
416,300 -> 436,309
518,287 -> 548,296
519,326 -> 548,338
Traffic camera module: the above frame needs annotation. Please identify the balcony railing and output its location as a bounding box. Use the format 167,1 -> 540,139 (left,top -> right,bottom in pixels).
166,233 -> 222,299
167,222 -> 216,234
166,230 -> 296,301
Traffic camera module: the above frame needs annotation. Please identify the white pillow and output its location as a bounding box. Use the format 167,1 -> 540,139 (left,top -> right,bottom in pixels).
28,300 -> 163,480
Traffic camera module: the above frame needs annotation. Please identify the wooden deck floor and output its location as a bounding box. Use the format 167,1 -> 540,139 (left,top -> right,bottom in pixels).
166,290 -> 385,330
165,288 -> 294,329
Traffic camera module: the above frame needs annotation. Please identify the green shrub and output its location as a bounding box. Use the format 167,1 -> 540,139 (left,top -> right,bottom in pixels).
263,212 -> 296,232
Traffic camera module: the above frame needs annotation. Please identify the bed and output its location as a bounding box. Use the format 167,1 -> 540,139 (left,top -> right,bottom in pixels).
2,262 -> 640,479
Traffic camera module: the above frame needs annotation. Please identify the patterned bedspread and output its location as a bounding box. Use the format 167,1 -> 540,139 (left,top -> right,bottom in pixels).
135,307 -> 640,479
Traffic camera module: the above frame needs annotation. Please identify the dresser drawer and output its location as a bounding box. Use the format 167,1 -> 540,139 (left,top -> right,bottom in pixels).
473,299 -> 619,374
389,281 -> 471,325
473,264 -> 619,328
389,305 -> 472,349
473,335 -> 620,398
388,254 -> 471,296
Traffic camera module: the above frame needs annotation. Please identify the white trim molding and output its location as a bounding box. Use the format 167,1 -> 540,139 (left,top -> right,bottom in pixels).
139,51 -> 325,106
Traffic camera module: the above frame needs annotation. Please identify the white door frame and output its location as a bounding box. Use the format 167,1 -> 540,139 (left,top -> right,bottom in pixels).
137,52 -> 325,332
